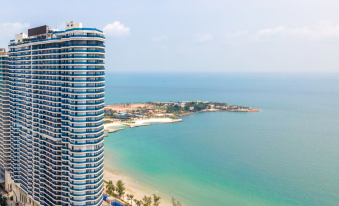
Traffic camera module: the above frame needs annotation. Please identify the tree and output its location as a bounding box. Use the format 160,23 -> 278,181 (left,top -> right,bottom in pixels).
2,197 -> 6,206
194,102 -> 207,111
166,104 -> 182,114
172,197 -> 182,206
110,110 -> 115,117
127,194 -> 135,206
153,194 -> 161,206
116,180 -> 126,198
105,180 -> 115,196
141,196 -> 152,206
183,102 -> 192,111
134,199 -> 142,206
0,196 -> 7,206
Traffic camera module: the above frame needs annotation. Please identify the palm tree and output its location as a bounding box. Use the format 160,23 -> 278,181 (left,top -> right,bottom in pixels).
153,194 -> 161,206
171,197 -> 182,206
105,180 -> 115,196
116,180 -> 126,198
141,196 -> 152,206
127,194 -> 134,205
134,199 -> 142,206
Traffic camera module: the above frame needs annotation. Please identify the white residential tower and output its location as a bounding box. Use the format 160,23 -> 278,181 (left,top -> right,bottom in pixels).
6,21 -> 105,206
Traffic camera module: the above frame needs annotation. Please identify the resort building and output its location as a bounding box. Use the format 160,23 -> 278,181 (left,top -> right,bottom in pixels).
6,22 -> 105,206
0,48 -> 10,183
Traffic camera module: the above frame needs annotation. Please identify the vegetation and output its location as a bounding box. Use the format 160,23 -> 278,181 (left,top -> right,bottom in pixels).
183,101 -> 207,111
134,199 -> 142,206
166,104 -> 182,113
164,101 -> 208,114
127,194 -> 134,205
171,197 -> 182,206
153,194 -> 161,206
104,101 -> 227,125
105,180 -> 115,196
116,180 -> 126,198
104,179 -> 180,206
105,101 -> 230,117
0,194 -> 7,206
110,110 -> 115,116
141,196 -> 152,206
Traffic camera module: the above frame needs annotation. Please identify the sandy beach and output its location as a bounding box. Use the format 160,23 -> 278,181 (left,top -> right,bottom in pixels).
104,122 -> 125,129
134,118 -> 177,125
104,169 -> 172,206
104,118 -> 181,129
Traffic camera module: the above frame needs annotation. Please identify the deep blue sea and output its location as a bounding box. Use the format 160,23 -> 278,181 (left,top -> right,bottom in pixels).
103,73 -> 339,206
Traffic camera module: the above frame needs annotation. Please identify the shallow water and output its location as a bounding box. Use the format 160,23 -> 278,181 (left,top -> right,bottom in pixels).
104,73 -> 339,206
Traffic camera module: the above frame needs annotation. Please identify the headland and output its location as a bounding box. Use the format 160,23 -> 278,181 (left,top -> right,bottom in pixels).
103,101 -> 259,134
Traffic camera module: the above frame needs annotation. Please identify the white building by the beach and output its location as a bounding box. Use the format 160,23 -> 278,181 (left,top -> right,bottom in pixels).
5,22 -> 105,206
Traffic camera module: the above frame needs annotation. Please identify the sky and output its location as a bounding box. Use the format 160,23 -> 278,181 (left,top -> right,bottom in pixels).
1,0 -> 339,72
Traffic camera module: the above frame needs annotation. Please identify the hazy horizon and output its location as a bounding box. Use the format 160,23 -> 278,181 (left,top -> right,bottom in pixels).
104,71 -> 339,73
1,0 -> 339,73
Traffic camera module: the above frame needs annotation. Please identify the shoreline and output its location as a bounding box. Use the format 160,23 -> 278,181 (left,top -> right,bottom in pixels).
104,118 -> 182,130
104,108 -> 260,133
104,169 -> 173,206
176,108 -> 260,116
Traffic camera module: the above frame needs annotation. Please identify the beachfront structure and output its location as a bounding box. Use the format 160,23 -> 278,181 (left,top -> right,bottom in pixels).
6,22 -> 105,206
0,49 -> 10,183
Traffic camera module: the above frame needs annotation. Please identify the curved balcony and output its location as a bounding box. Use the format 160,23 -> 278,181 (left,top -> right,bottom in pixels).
67,43 -> 105,47
62,35 -> 105,39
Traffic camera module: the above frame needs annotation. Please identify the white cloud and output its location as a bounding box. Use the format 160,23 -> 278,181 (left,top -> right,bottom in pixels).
151,35 -> 168,42
194,34 -> 213,43
103,21 -> 130,37
0,22 -> 30,37
224,21 -> 339,43
252,26 -> 315,41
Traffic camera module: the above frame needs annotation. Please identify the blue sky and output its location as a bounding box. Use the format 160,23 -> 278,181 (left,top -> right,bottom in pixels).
1,0 -> 339,72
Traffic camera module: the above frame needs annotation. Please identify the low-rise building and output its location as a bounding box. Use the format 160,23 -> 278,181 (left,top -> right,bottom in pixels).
104,107 -> 112,113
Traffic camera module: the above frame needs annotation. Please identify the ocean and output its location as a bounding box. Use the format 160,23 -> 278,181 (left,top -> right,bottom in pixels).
103,73 -> 339,206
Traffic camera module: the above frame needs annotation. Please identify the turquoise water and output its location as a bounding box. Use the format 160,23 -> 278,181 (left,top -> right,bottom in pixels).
104,73 -> 339,206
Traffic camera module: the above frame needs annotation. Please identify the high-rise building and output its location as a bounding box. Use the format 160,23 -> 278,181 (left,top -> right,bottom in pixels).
6,22 -> 105,206
0,48 -> 10,182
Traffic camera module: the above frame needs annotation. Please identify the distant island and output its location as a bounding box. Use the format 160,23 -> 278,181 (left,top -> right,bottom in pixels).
103,101 -> 259,134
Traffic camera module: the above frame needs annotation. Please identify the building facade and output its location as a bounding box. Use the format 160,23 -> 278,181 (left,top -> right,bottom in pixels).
0,49 -> 10,182
6,22 -> 105,206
